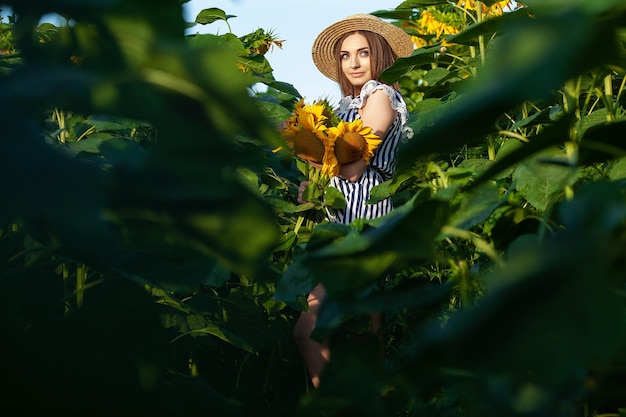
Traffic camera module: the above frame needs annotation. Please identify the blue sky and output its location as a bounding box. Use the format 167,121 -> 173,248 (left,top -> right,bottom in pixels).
183,0 -> 405,104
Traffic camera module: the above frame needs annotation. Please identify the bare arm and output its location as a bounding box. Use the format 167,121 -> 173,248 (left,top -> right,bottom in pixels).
337,89 -> 395,182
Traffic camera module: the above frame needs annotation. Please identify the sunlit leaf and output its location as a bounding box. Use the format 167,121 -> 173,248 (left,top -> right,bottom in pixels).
324,186 -> 347,209
195,8 -> 234,25
381,45 -> 441,83
165,313 -> 256,353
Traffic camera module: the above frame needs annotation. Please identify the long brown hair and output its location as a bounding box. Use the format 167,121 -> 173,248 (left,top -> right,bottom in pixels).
334,30 -> 399,97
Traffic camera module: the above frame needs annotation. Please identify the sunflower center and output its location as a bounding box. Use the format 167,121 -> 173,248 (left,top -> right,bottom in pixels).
292,129 -> 325,163
334,132 -> 366,164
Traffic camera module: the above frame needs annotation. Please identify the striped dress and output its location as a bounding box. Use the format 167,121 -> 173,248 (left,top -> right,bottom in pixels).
326,80 -> 410,225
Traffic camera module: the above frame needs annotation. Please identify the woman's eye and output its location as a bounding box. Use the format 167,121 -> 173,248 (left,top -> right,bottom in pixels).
340,53 -> 349,60
360,50 -> 369,57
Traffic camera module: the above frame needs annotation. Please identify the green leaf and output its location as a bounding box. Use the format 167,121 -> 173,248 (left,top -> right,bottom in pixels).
238,54 -> 273,75
449,181 -> 503,229
371,9 -> 416,20
255,100 -> 293,126
220,289 -> 270,351
194,8 -> 234,25
98,137 -> 148,169
187,32 -> 246,55
316,279 -> 453,333
65,137 -> 104,153
513,147 -> 581,212
88,114 -> 150,131
609,157 -> 626,182
324,186 -> 347,209
368,180 -> 392,203
165,313 -> 256,353
305,193 -> 449,298
381,45 -> 441,83
274,262 -> 314,310
509,106 -> 555,130
423,67 -> 452,86
261,79 -> 302,98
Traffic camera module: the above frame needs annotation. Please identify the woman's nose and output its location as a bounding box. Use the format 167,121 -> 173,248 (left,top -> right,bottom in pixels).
350,57 -> 360,68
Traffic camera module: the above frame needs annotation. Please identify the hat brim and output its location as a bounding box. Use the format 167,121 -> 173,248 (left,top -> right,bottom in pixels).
311,14 -> 414,82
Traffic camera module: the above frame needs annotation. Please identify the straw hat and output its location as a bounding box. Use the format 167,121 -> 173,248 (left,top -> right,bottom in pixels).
312,14 -> 414,82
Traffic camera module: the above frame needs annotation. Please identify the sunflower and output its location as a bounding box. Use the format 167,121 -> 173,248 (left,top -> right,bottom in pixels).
313,98 -> 340,128
456,0 -> 522,18
281,100 -> 330,163
325,119 -> 382,176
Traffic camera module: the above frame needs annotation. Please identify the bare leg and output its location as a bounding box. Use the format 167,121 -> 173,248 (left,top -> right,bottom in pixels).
293,283 -> 330,389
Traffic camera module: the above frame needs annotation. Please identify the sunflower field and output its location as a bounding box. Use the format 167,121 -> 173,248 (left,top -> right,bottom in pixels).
1,0 -> 626,416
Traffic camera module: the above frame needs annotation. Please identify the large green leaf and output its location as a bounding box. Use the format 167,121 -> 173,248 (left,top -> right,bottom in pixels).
194,8 -> 235,25
512,148 -> 581,212
381,45 -> 441,83
186,32 -> 247,55
255,100 -> 294,127
448,181 -> 503,229
301,192 -> 450,299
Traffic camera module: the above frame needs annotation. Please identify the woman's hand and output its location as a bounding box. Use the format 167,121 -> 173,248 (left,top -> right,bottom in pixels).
308,161 -> 323,171
297,181 -> 309,204
338,158 -> 367,182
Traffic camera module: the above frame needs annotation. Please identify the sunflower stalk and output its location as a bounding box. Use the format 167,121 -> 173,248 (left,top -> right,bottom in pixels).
476,1 -> 486,69
302,163 -> 328,204
76,262 -> 87,308
603,73 -> 615,121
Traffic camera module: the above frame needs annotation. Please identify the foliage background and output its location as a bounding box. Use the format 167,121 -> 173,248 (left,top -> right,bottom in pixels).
0,0 -> 625,416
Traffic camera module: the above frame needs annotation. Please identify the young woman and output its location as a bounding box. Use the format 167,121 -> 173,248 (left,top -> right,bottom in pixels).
293,14 -> 414,389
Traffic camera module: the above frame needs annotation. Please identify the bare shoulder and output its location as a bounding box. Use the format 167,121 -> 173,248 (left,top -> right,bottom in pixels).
362,88 -> 395,116
366,87 -> 393,105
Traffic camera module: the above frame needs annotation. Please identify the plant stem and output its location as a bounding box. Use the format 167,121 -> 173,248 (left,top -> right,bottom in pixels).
604,73 -> 615,121
76,262 -> 87,308
476,2 -> 486,69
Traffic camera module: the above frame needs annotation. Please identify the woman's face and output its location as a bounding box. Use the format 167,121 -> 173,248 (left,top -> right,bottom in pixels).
339,33 -> 372,90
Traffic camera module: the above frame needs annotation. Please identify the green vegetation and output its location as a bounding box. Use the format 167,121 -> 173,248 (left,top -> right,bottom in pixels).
0,1 -> 625,416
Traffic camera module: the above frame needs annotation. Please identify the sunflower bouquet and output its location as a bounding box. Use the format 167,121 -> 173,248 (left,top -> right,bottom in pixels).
280,98 -> 382,177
